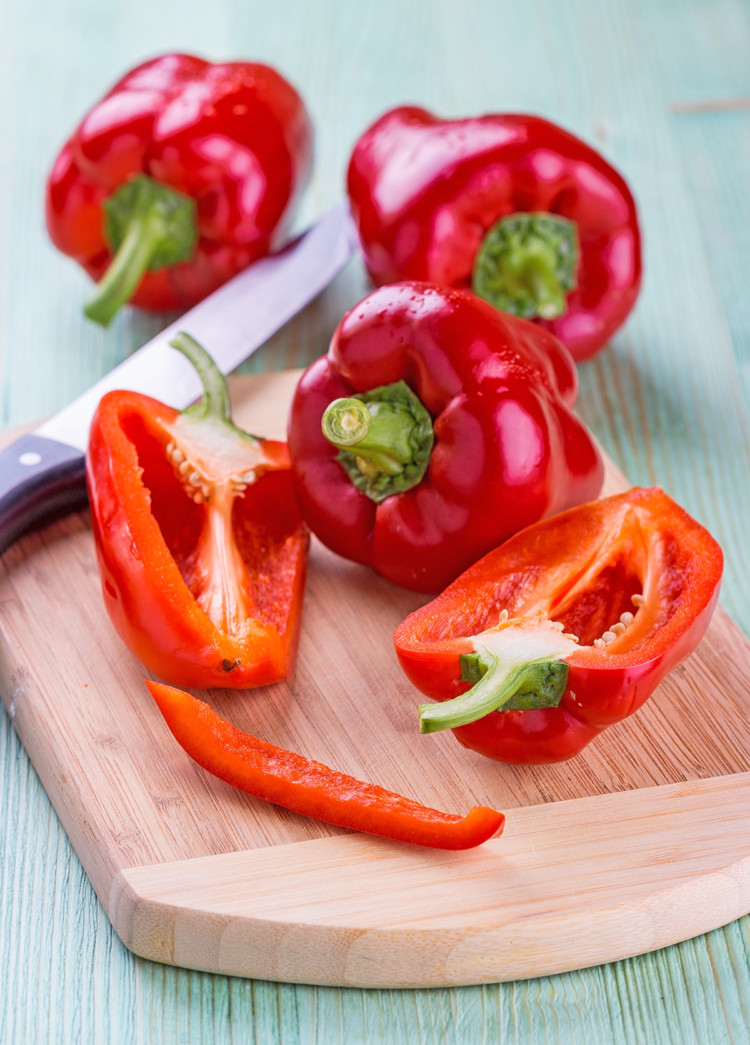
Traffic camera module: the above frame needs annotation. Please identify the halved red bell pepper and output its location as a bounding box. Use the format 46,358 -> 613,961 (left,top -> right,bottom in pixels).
288,281 -> 603,593
46,53 -> 313,325
147,680 -> 505,850
394,488 -> 723,763
87,333 -> 308,688
347,107 -> 642,361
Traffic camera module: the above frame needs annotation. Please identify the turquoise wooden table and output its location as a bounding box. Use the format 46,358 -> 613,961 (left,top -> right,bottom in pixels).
2,0 -> 749,1040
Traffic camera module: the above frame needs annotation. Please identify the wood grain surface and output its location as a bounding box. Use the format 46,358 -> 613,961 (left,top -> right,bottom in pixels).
2,0 -> 750,1041
1,372 -> 748,989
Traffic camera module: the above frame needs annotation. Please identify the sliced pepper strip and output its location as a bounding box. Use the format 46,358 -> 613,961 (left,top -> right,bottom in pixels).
147,681 -> 505,850
394,488 -> 723,763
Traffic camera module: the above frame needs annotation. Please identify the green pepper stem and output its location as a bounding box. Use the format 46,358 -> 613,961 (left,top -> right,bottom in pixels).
321,382 -> 434,503
502,245 -> 567,320
169,333 -> 233,423
322,396 -> 416,476
472,212 -> 579,322
321,381 -> 434,503
84,174 -> 198,327
419,650 -> 569,733
84,215 -> 166,327
322,397 -> 372,447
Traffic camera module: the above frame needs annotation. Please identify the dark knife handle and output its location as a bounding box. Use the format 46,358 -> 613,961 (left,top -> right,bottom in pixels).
0,434 -> 87,556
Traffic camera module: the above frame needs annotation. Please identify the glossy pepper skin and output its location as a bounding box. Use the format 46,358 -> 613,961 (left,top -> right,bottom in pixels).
46,53 -> 313,324
288,282 -> 603,594
148,680 -> 505,850
87,334 -> 308,688
347,107 -> 641,361
394,488 -> 723,764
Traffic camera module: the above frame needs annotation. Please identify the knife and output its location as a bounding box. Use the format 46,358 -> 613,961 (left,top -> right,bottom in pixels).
0,204 -> 356,555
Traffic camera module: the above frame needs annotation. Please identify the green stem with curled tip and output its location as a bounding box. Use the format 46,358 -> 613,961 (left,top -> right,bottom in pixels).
168,331 -> 265,444
419,648 -> 569,734
321,380 -> 434,503
170,332 -> 233,424
472,212 -> 580,321
85,175 -> 198,327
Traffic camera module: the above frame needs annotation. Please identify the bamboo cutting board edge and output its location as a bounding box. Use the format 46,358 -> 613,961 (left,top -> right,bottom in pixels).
1,368 -> 749,988
108,772 -> 750,987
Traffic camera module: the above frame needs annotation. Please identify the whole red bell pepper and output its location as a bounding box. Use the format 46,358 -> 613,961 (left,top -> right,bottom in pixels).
87,333 -> 308,688
394,488 -> 723,763
46,53 -> 313,326
347,107 -> 641,361
147,680 -> 505,850
287,282 -> 604,593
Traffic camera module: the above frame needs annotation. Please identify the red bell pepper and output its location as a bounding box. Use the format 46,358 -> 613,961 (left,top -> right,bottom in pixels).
87,333 -> 308,688
46,53 -> 313,326
347,107 -> 641,361
287,282 -> 603,593
394,488 -> 723,763
147,680 -> 505,849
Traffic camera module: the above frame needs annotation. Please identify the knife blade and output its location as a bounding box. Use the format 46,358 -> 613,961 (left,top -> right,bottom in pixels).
0,204 -> 356,554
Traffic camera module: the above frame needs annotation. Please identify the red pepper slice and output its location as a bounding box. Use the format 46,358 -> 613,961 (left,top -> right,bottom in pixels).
87,333 -> 308,689
46,53 -> 313,324
394,488 -> 723,763
347,107 -> 641,361
147,681 -> 505,850
288,281 -> 603,593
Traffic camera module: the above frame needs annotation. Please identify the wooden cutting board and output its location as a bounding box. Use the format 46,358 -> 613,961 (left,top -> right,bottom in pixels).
1,370 -> 748,989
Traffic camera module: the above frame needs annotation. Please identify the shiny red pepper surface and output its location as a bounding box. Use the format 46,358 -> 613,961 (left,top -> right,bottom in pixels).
287,282 -> 604,593
347,107 -> 642,361
394,488 -> 723,763
87,334 -> 309,689
46,53 -> 313,324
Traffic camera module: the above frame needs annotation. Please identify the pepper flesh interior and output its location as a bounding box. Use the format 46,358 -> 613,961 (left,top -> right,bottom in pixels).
417,506 -> 662,733
440,506 -> 656,652
523,509 -> 657,653
121,410 -> 286,640
189,480 -> 255,635
164,414 -> 277,638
